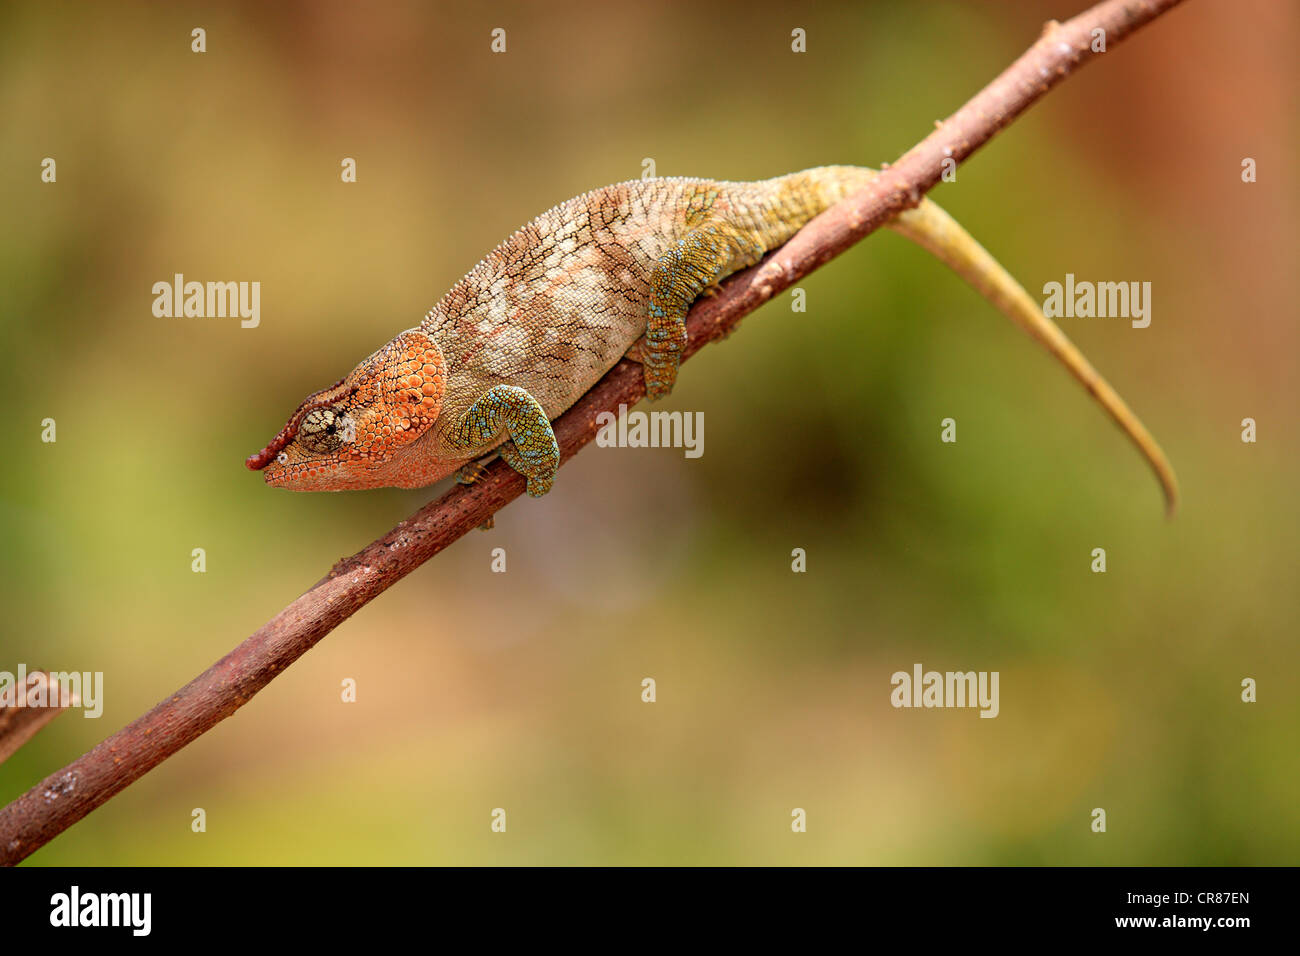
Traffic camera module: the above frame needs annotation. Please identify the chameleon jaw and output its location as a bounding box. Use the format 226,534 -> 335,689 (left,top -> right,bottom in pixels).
259,442 -> 467,491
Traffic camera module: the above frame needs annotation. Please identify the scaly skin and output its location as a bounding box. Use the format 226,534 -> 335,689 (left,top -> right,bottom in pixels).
247,165 -> 1179,513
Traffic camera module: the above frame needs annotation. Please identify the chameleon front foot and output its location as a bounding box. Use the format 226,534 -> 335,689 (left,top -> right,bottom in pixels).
446,385 -> 560,498
500,441 -> 555,497
455,457 -> 499,530
455,455 -> 497,486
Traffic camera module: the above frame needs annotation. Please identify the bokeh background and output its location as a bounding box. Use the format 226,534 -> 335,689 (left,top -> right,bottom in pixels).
1,0 -> 1295,865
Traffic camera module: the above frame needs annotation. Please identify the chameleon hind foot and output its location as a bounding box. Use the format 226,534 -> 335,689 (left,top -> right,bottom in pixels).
642,348 -> 683,401
446,385 -> 559,497
644,224 -> 761,400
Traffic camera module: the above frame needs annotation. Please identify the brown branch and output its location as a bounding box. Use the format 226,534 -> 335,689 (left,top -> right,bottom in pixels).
0,0 -> 1186,865
0,672 -> 75,766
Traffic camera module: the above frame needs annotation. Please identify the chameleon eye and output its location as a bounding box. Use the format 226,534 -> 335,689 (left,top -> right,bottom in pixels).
299,407 -> 346,453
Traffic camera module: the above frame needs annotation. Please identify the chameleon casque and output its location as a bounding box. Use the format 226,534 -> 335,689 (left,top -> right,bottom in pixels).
247,165 -> 1178,513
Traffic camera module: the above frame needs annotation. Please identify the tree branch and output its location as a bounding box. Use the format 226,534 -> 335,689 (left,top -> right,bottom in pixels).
0,0 -> 1186,865
0,673 -> 74,767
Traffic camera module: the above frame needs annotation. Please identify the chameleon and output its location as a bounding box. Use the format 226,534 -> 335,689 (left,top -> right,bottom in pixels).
246,165 -> 1179,514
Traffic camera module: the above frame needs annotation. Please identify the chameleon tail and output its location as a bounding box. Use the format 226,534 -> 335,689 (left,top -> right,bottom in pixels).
887,198 -> 1179,516
793,165 -> 1180,516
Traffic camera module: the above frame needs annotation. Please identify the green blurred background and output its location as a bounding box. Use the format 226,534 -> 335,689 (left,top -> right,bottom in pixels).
1,0 -> 1295,865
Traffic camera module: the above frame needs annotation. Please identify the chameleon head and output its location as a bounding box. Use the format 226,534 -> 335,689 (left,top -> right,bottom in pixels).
246,329 -> 449,491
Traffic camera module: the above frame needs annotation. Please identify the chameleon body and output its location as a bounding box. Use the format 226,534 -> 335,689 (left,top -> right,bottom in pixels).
247,165 -> 1178,513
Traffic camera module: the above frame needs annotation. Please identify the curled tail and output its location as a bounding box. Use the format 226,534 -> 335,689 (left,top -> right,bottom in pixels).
773,165 -> 1179,516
